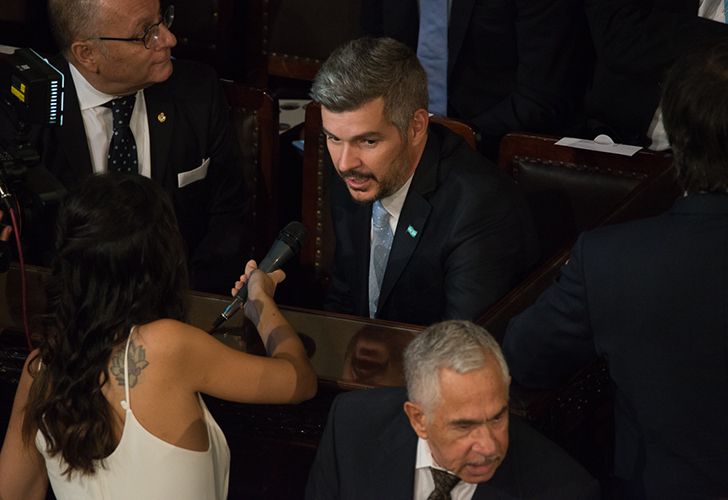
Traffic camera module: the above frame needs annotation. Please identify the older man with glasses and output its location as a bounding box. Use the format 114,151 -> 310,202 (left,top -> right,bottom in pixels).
8,0 -> 250,293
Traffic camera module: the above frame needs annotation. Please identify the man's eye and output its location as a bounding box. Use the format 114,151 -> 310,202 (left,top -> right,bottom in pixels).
326,135 -> 340,143
362,139 -> 377,146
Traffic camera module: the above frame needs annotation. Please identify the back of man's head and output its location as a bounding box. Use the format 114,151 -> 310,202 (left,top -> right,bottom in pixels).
48,0 -> 102,56
310,36 -> 428,137
662,39 -> 728,193
404,320 -> 510,414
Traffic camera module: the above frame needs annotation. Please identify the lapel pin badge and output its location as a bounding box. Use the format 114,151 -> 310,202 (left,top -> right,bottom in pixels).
406,225 -> 418,238
157,112 -> 167,123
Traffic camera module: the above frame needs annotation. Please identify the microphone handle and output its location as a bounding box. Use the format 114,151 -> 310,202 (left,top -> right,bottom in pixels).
210,242 -> 296,330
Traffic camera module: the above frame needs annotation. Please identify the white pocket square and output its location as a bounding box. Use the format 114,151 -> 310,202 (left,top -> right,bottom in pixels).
177,157 -> 210,188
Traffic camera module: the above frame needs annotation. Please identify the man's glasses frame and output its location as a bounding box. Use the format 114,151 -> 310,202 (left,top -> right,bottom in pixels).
92,5 -> 174,50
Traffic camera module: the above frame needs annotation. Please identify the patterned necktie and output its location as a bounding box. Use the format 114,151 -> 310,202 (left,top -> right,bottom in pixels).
368,200 -> 393,318
427,467 -> 460,500
104,95 -> 139,174
417,0 -> 449,116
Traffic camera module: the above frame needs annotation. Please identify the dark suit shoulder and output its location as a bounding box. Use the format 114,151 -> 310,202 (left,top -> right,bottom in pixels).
495,417 -> 601,499
332,387 -> 408,426
423,123 -> 529,219
426,123 -> 514,188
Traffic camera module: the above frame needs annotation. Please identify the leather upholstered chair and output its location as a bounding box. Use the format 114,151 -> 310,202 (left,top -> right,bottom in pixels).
221,81 -> 280,261
497,132 -> 678,261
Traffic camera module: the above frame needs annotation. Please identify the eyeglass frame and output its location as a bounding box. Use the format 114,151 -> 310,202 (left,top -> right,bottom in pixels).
91,4 -> 175,50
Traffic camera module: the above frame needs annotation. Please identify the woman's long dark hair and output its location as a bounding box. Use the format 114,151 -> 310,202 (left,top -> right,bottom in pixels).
22,174 -> 189,475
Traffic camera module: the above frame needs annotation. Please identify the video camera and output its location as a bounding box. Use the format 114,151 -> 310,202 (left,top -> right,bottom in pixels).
0,45 -> 67,267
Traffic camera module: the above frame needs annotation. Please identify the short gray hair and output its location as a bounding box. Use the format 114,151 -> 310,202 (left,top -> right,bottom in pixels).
310,37 -> 428,137
48,0 -> 103,55
404,320 -> 510,414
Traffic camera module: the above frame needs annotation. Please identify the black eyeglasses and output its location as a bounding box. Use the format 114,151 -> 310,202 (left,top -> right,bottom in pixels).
93,5 -> 174,50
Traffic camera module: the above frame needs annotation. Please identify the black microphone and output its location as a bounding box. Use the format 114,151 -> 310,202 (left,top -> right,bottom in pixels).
210,221 -> 307,331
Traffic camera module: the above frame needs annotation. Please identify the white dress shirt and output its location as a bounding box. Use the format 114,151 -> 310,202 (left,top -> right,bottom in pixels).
372,174 -> 414,237
413,438 -> 477,500
69,63 -> 151,177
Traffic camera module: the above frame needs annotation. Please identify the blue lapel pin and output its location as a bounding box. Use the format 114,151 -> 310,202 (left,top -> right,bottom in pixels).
406,225 -> 418,238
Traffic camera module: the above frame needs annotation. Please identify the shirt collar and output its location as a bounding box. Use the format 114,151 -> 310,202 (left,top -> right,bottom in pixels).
415,437 -> 450,472
69,63 -> 118,110
69,63 -> 142,110
379,174 -> 414,220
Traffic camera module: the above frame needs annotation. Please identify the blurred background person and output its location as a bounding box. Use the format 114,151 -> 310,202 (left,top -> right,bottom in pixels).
504,39 -> 728,499
340,326 -> 415,387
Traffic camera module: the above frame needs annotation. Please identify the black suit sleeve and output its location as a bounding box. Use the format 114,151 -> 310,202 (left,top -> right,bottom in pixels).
503,234 -> 598,389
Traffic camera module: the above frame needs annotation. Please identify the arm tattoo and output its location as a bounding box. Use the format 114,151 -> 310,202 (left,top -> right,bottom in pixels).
110,340 -> 150,387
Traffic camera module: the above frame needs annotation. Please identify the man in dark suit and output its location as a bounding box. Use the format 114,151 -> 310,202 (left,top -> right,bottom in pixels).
503,41 -> 728,498
361,0 -> 591,159
311,37 -> 539,326
585,0 -> 728,147
306,320 -> 600,499
17,0 -> 249,293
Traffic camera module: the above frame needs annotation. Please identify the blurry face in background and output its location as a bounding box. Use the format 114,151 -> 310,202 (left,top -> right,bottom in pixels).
341,327 -> 414,386
405,357 -> 510,484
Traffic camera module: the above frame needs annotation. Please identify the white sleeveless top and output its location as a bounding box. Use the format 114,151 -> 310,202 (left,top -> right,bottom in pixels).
37,329 -> 230,500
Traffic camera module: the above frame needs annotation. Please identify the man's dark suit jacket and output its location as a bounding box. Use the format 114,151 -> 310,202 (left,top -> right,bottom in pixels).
585,0 -> 728,146
27,58 -> 249,293
324,123 -> 539,326
361,0 -> 591,158
504,194 -> 728,498
305,387 -> 600,499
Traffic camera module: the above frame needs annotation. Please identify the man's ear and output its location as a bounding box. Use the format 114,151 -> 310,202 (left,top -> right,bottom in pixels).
70,41 -> 100,73
404,401 -> 429,439
409,108 -> 429,146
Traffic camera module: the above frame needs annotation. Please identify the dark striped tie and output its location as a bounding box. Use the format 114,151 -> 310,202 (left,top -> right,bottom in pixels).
428,467 -> 460,500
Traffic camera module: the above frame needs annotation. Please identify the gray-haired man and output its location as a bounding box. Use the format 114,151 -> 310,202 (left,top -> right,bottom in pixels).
305,320 -> 599,499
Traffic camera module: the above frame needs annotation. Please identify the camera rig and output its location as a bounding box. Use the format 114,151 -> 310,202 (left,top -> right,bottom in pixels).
0,46 -> 67,267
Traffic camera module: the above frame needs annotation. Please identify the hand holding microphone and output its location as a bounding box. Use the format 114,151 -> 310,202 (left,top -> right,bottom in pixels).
231,260 -> 285,325
211,221 -> 307,331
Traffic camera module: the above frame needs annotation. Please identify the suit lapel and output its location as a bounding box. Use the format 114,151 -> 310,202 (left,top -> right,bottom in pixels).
354,202 -> 373,316
378,192 -> 430,310
368,405 -> 418,497
377,130 -> 439,312
448,0 -> 476,76
55,60 -> 93,183
143,79 -> 175,184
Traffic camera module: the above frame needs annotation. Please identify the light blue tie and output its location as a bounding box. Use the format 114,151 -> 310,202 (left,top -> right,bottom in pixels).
417,0 -> 449,116
369,200 -> 393,318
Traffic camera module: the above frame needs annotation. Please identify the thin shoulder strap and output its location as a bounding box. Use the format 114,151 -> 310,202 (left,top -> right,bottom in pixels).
120,326 -> 135,411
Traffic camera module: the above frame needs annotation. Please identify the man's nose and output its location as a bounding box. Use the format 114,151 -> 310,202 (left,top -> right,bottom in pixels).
471,425 -> 498,455
337,143 -> 360,172
158,23 -> 177,49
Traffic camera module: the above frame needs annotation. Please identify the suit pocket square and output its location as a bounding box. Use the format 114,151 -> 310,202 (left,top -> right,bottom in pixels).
177,158 -> 210,188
